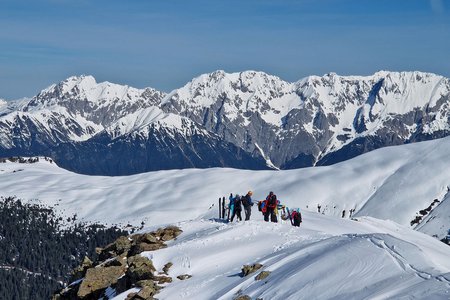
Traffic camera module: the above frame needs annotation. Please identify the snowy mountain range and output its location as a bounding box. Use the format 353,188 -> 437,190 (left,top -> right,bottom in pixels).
1,136 -> 450,299
1,70 -> 450,175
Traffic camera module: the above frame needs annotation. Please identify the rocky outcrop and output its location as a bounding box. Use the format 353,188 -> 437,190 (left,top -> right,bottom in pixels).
241,263 -> 263,277
71,256 -> 93,281
176,274 -> 192,280
77,265 -> 126,298
255,271 -> 271,281
126,255 -> 156,281
53,226 -> 183,300
234,295 -> 251,300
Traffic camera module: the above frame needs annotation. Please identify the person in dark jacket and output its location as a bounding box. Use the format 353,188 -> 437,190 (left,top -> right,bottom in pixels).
242,191 -> 254,221
264,191 -> 278,223
230,195 -> 242,222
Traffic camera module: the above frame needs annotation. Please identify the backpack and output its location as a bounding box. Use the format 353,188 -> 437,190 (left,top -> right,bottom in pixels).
234,196 -> 242,210
241,195 -> 249,207
292,210 -> 302,226
268,194 -> 277,208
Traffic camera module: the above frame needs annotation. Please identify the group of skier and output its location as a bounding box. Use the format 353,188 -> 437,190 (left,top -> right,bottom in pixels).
224,191 -> 302,227
229,191 -> 254,222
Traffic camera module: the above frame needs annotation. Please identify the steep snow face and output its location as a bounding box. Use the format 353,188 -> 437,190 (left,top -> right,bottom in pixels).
105,106 -> 214,140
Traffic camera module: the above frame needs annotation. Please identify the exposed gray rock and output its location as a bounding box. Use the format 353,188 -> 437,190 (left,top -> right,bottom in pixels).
255,271 -> 271,281
127,255 -> 156,281
162,262 -> 173,275
241,263 -> 263,277
77,265 -> 126,299
176,274 -> 192,280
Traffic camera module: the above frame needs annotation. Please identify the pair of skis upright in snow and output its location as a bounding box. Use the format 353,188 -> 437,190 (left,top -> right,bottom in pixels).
219,197 -> 226,219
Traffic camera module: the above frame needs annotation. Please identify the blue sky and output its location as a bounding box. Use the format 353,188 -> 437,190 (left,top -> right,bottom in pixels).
0,0 -> 449,99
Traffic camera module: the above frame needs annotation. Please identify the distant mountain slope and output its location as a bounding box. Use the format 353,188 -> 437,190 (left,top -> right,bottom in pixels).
1,136 -> 449,239
162,70 -> 450,168
1,70 -> 450,174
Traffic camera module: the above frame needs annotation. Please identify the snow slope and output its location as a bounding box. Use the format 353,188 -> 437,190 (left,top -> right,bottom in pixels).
123,215 -> 450,300
1,136 -> 450,239
2,139 -> 450,298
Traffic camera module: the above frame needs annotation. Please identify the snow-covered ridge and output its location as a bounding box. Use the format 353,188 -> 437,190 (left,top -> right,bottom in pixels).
105,106 -> 211,140
31,75 -> 164,108
162,70 -> 301,127
164,70 -> 449,128
1,70 -> 450,172
1,135 -> 450,239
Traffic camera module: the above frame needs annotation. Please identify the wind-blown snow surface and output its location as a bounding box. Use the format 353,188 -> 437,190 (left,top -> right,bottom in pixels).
130,216 -> 450,300
2,139 -> 450,298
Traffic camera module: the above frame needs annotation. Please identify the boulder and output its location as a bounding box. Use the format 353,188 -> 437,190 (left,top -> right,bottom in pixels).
136,279 -> 160,290
114,236 -> 132,254
162,262 -> 173,275
127,255 -> 156,281
130,242 -> 167,255
125,282 -> 160,300
136,286 -> 158,299
176,274 -> 192,280
103,254 -> 127,268
241,263 -> 263,277
235,296 -> 251,300
77,266 -> 126,298
99,236 -> 132,261
255,271 -> 271,281
140,233 -> 159,244
154,275 -> 172,284
154,226 -> 183,241
71,256 -> 93,280
125,292 -> 138,300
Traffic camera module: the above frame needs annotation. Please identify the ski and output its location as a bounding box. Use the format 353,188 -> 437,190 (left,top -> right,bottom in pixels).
286,207 -> 294,226
222,197 -> 225,220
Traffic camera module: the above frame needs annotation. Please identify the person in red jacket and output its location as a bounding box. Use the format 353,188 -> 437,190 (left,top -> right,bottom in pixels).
264,191 -> 278,223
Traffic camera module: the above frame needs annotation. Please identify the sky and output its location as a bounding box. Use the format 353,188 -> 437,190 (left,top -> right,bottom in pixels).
0,0 -> 449,100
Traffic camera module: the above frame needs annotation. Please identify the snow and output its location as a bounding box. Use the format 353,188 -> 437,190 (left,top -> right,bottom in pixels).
37,75 -> 152,108
1,139 -> 450,298
158,69 -> 450,165
109,214 -> 450,299
162,70 -> 303,127
106,106 -> 205,140
1,136 -> 450,237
